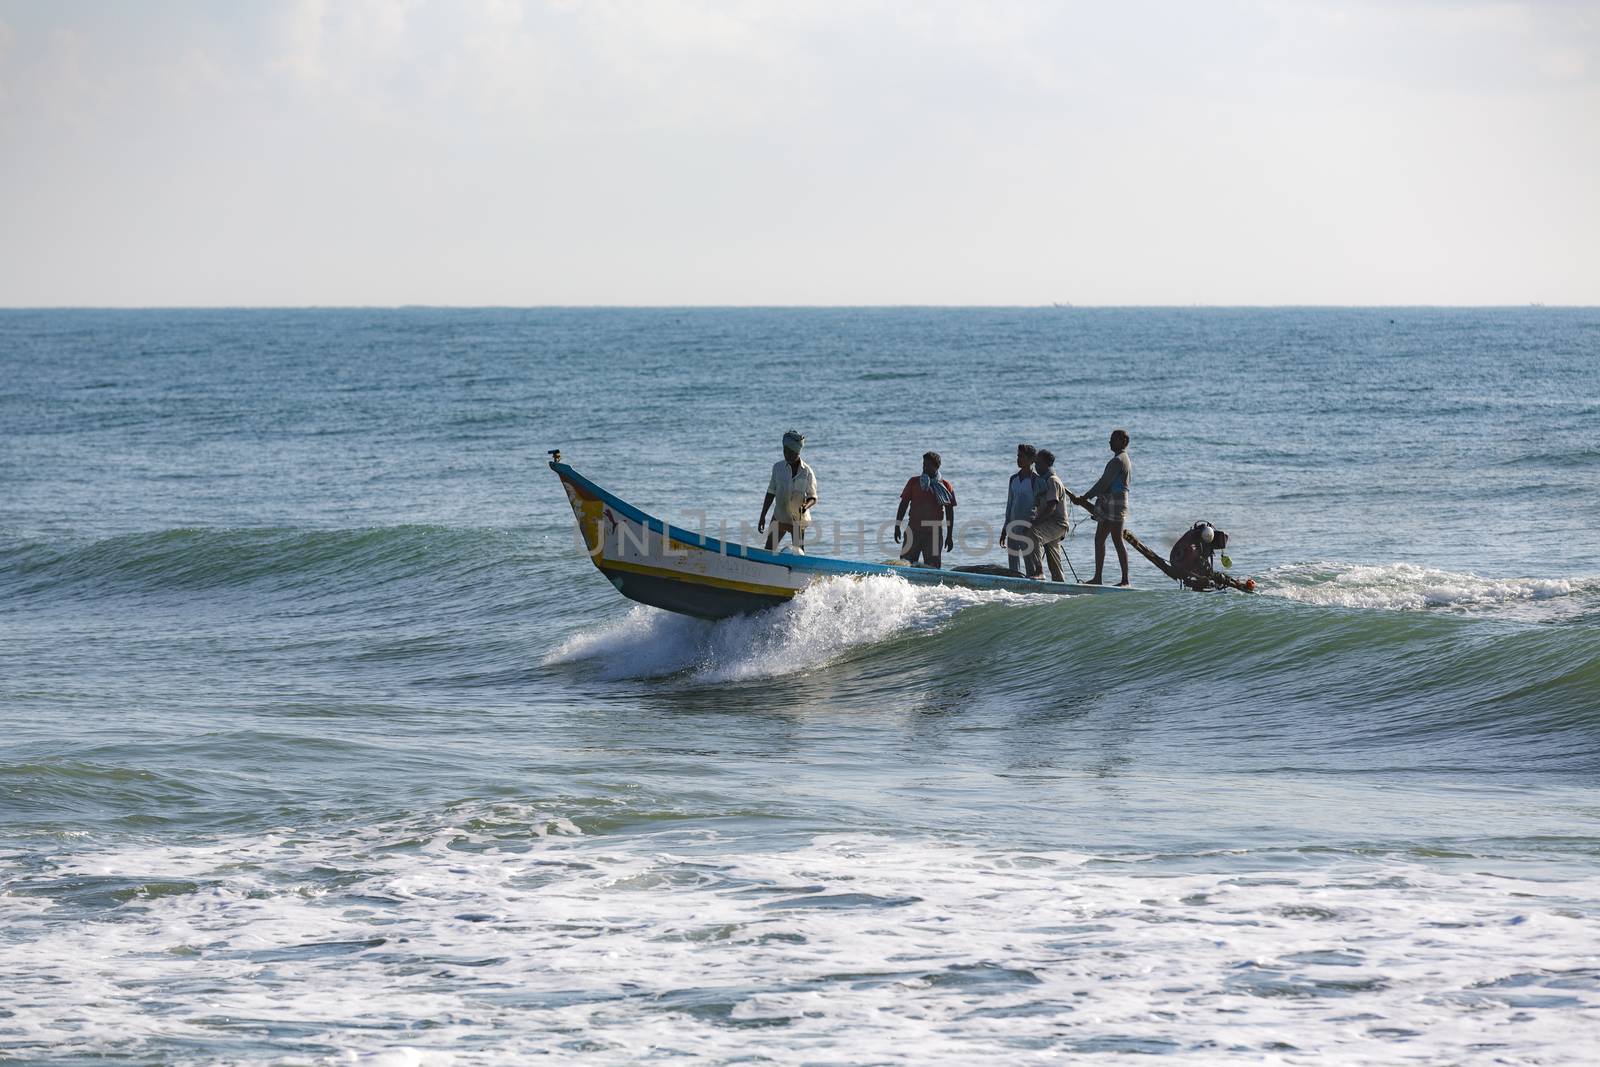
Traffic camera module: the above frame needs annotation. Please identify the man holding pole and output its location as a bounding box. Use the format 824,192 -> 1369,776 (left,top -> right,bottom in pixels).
1084,428 -> 1132,586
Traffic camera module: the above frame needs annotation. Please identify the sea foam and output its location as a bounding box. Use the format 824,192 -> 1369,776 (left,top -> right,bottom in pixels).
5,808 -> 1599,1065
545,574 -> 1020,682
1262,561 -> 1599,620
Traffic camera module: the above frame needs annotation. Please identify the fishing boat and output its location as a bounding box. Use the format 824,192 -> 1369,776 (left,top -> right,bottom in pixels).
549,450 -> 1127,620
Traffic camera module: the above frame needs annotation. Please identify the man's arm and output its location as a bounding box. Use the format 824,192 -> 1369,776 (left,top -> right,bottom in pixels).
1084,458 -> 1116,501
942,482 -> 958,550
894,495 -> 910,543
758,492 -> 774,532
1003,477 -> 1027,544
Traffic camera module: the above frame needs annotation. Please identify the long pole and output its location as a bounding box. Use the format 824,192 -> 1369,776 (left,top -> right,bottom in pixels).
1059,486 -> 1254,593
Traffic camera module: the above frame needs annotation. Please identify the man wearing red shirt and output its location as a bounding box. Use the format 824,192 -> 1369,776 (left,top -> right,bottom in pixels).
895,451 -> 957,569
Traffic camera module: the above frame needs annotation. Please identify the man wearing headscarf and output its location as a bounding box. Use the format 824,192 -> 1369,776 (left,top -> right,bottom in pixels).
895,451 -> 957,568
758,430 -> 818,552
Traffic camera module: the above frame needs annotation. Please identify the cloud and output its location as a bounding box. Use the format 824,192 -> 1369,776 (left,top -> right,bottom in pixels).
0,0 -> 1595,304
0,18 -> 12,113
276,0 -> 329,84
1263,0 -> 1600,92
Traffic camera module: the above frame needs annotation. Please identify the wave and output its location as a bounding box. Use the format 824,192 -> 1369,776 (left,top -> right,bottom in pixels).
11,524 -> 1599,760
0,525 -> 528,601
1261,562 -> 1600,620
545,575 -> 1023,682
7,813 -> 1599,1064
13,526 -> 1593,626
545,570 -> 1600,764
1494,447 -> 1600,469
547,562 -> 1600,685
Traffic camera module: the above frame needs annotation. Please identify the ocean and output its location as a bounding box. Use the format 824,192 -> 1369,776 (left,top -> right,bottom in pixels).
2,307 -> 1598,1064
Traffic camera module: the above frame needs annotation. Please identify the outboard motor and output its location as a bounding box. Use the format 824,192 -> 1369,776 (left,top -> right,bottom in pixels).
1168,521 -> 1230,590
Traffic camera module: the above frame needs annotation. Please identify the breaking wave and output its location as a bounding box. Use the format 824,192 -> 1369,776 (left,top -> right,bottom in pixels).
545,575 -> 1023,682
1261,561 -> 1600,619
544,568 -> 1600,766
6,813 -> 1599,1066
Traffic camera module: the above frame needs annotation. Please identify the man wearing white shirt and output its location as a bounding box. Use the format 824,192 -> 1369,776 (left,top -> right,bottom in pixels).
758,430 -> 818,552
1000,443 -> 1042,577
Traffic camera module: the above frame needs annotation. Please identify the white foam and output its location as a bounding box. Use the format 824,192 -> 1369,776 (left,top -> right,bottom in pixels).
1262,561 -> 1599,619
338,1049 -> 451,1067
545,575 -> 1019,682
5,809 -> 1600,1065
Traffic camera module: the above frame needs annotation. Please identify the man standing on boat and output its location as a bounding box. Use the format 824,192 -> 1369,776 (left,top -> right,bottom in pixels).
896,451 -> 957,568
1001,443 -> 1042,577
1030,449 -> 1069,582
758,430 -> 818,552
1084,428 -> 1132,586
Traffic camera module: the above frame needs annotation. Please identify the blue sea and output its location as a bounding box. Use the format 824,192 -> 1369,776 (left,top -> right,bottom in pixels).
3,308 -> 1599,1064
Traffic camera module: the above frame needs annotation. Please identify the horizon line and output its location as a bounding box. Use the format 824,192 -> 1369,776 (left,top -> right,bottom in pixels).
0,303 -> 1593,312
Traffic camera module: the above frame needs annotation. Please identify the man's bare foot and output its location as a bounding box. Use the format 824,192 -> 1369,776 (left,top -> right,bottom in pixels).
1085,577 -> 1102,585
1117,579 -> 1131,587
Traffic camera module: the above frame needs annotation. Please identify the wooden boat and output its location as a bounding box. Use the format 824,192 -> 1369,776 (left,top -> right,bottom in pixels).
550,450 -> 1127,620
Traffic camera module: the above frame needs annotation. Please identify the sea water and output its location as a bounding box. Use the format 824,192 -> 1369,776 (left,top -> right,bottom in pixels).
2,308 -> 1598,1064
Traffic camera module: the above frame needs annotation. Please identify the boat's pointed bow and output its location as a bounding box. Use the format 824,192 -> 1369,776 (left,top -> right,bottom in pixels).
550,458 -> 605,567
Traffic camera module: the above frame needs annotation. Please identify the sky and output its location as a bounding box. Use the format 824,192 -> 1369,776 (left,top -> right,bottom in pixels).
0,0 -> 1596,306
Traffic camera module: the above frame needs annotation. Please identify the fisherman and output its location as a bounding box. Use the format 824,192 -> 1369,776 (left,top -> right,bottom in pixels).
1084,428 -> 1132,586
1030,449 -> 1069,582
1168,521 -> 1229,590
757,429 -> 818,552
895,451 -> 956,568
1000,443 -> 1042,577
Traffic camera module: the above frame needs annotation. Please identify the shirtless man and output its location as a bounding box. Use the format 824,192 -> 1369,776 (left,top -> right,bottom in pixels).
1084,428 -> 1132,586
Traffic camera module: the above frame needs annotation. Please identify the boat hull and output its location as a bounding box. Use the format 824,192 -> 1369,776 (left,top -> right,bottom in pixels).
600,566 -> 793,619
550,457 -> 1124,620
